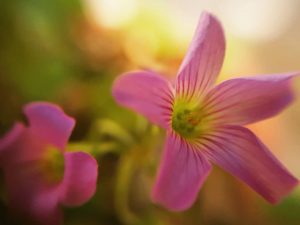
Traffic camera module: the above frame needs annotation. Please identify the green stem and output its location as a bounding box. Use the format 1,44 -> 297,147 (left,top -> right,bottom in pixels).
67,142 -> 121,157
115,151 -> 140,225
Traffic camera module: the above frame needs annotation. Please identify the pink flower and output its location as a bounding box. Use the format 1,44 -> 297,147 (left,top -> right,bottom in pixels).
112,12 -> 299,211
0,102 -> 98,225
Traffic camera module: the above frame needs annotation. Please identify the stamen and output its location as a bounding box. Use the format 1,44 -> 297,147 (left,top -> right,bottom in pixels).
171,100 -> 209,139
38,146 -> 65,184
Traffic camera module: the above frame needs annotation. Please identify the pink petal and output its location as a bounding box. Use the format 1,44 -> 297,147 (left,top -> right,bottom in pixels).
152,132 -> 211,211
4,165 -> 62,225
0,124 -> 45,165
203,73 -> 298,125
0,122 -> 24,153
112,71 -> 174,129
24,102 -> 75,150
30,188 -> 62,225
59,151 -> 98,206
201,125 -> 298,203
176,12 -> 225,101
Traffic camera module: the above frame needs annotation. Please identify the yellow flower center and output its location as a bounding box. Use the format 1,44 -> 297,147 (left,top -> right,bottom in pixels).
171,100 -> 210,139
38,146 -> 65,184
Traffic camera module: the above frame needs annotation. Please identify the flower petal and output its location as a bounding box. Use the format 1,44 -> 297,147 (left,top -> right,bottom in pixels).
59,151 -> 98,206
4,165 -> 62,225
24,102 -> 75,150
30,188 -> 62,225
201,125 -> 298,203
176,12 -> 225,101
0,122 -> 24,153
152,132 -> 211,211
112,71 -> 174,129
0,124 -> 45,165
204,73 -> 298,125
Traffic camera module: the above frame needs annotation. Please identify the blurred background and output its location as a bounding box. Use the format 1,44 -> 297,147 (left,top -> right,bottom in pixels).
1,0 -> 300,224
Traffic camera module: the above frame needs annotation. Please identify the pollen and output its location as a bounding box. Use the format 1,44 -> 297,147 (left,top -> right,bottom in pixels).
171,101 -> 208,139
38,146 -> 65,184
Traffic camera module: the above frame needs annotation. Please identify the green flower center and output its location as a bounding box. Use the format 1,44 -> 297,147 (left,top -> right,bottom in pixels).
39,146 -> 65,184
171,100 -> 209,139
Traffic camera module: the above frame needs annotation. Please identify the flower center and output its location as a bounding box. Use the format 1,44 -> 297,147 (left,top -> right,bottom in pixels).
38,146 -> 65,184
171,101 -> 208,139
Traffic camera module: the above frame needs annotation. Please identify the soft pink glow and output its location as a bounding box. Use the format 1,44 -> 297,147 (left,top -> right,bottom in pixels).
0,102 -> 98,225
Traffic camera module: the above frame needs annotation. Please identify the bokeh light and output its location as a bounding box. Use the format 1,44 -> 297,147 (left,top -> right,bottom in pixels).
85,0 -> 139,28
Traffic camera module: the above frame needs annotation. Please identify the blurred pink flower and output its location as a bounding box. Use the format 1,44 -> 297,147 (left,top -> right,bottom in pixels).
113,12 -> 299,211
0,102 -> 98,225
